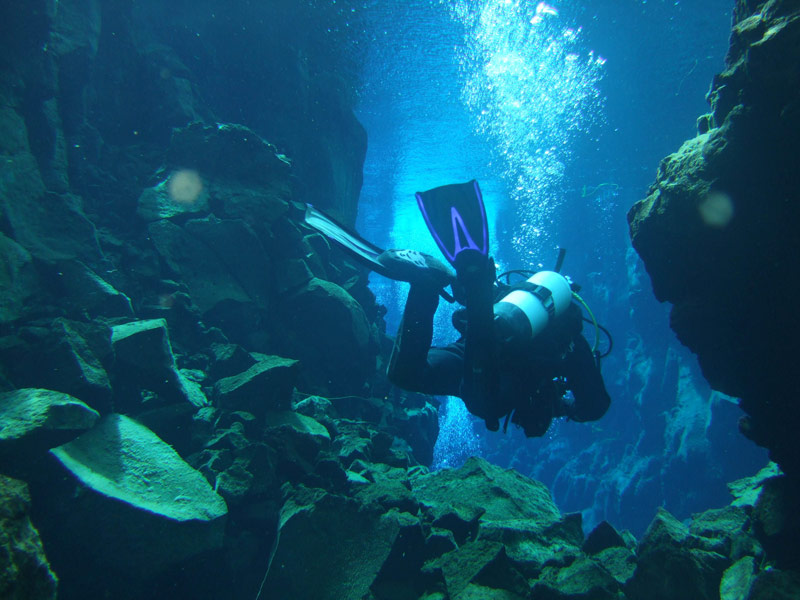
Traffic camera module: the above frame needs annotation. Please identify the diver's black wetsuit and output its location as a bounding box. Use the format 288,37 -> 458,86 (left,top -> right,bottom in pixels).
387,280 -> 611,437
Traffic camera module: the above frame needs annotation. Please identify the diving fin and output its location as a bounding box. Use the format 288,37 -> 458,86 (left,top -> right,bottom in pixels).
303,204 -> 455,290
415,180 -> 489,267
303,204 -> 390,277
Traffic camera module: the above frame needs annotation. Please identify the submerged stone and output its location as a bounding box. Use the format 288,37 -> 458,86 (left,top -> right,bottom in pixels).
0,388 -> 99,453
264,485 -> 401,599
214,356 -> 298,416
0,475 -> 57,600
44,414 -> 227,579
626,507 -> 728,600
111,318 -> 208,409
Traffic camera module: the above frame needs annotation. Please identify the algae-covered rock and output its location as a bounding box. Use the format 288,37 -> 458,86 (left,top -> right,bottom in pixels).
423,540 -> 529,599
412,457 -> 582,581
531,556 -> 621,600
412,457 -> 561,534
0,475 -> 58,600
720,556 -> 756,600
626,507 -> 728,600
690,505 -> 750,556
44,414 -> 227,579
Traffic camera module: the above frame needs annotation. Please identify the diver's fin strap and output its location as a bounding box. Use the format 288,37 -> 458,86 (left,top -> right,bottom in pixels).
515,282 -> 556,319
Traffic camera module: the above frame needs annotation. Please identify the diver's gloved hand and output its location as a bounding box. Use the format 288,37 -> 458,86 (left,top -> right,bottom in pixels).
453,249 -> 495,306
377,249 -> 455,290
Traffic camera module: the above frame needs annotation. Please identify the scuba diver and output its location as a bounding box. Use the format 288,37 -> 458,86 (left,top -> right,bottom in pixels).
304,180 -> 611,437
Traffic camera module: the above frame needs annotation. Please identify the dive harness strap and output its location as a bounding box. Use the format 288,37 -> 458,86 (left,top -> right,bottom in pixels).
514,282 -> 556,319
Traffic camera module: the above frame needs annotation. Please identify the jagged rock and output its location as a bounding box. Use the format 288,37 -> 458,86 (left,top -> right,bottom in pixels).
0,233 -> 41,324
751,475 -> 800,569
111,318 -> 208,409
747,567 -> 800,600
729,462 -> 782,507
136,176 -> 210,221
348,461 -> 419,514
0,147 -> 101,263
183,215 -> 271,308
2,319 -> 113,411
52,260 -> 133,318
0,388 -> 99,477
264,485 -> 402,599
582,520 -> 627,555
389,399 -> 439,467
0,475 -> 57,600
278,277 -> 376,395
594,546 -> 637,587
412,457 -> 562,547
147,219 -> 252,314
720,556 -> 757,600
422,540 -> 529,599
627,0 -> 800,475
42,414 -> 227,586
531,556 -> 621,599
214,356 -> 298,417
207,342 -> 257,380
689,505 -> 750,557
626,507 -> 728,600
167,122 -> 291,189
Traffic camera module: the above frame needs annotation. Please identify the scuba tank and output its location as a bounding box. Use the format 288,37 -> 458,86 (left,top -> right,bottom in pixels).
493,271 -> 573,346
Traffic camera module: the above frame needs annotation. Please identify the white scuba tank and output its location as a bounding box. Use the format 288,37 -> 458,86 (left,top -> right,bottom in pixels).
493,271 -> 573,344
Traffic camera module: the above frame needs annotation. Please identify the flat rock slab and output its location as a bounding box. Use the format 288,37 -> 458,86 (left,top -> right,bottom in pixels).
214,356 -> 298,416
0,388 -> 100,478
265,486 -> 401,599
44,414 -> 226,578
0,388 -> 100,443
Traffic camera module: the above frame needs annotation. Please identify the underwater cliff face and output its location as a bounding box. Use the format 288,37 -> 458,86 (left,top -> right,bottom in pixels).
0,0 -> 799,598
628,0 -> 800,478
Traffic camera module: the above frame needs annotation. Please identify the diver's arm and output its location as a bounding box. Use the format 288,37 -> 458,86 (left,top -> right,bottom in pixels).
455,251 -> 502,424
387,284 -> 463,396
563,334 -> 611,422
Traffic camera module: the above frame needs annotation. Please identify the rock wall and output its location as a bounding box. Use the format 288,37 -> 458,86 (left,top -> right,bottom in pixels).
1,0 -> 799,597
628,0 -> 800,476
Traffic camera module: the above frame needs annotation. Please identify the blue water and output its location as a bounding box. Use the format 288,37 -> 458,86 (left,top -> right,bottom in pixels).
352,0 -> 762,532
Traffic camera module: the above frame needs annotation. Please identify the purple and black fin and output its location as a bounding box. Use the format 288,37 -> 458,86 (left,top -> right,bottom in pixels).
415,180 -> 489,267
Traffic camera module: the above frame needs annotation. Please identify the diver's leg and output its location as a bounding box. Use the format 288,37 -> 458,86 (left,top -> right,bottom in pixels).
455,250 -> 502,428
564,335 -> 611,422
387,284 -> 441,390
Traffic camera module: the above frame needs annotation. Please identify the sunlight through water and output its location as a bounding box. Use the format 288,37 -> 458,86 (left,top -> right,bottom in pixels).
444,0 -> 606,261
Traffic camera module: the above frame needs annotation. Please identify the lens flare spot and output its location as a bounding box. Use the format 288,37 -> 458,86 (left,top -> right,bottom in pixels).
699,192 -> 734,228
168,169 -> 204,205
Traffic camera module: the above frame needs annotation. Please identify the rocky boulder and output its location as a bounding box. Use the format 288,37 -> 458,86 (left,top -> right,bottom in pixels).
0,388 -> 99,478
278,277 -> 378,395
0,475 -> 58,600
111,318 -> 207,410
38,414 -> 227,593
